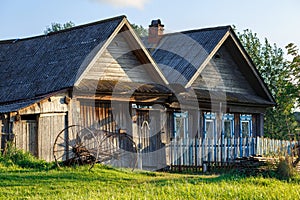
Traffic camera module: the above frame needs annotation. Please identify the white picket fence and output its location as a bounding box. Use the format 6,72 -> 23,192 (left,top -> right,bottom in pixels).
167,137 -> 297,167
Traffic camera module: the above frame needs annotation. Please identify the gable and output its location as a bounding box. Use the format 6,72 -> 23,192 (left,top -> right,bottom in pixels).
150,26 -> 230,85
191,44 -> 256,95
80,32 -> 156,83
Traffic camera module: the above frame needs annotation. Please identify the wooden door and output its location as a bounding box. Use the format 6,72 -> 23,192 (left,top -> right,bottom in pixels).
15,119 -> 38,157
38,113 -> 67,161
136,108 -> 166,170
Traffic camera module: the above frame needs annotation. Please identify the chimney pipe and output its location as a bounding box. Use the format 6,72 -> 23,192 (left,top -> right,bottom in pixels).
148,19 -> 164,45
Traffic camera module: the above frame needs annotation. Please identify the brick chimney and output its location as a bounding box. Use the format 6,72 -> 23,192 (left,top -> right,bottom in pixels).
148,19 -> 164,45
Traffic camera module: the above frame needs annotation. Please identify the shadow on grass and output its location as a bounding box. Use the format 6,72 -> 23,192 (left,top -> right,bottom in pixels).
0,164 -> 138,188
146,171 -> 246,187
1,160 -> 300,189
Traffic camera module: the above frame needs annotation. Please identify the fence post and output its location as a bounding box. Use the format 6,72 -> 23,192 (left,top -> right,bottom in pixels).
198,137 -> 201,166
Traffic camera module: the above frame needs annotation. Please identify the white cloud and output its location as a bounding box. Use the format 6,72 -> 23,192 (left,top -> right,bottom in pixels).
91,0 -> 149,9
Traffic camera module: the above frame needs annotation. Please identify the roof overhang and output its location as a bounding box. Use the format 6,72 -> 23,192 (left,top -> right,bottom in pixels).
0,98 -> 44,114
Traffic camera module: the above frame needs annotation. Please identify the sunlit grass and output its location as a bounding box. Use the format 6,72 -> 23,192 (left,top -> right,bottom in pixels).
0,163 -> 300,199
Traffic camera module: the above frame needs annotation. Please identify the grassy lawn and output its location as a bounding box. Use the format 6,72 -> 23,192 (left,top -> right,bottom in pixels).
1,163 -> 300,200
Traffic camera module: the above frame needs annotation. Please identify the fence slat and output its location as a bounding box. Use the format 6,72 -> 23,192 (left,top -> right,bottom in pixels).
169,136 -> 296,168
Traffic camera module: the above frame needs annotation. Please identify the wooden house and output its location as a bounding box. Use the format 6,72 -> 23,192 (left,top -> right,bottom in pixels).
143,20 -> 276,168
0,16 -> 169,166
145,19 -> 275,139
0,16 -> 275,170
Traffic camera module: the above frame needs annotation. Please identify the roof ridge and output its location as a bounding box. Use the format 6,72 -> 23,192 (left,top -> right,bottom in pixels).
0,15 -> 126,44
162,25 -> 232,37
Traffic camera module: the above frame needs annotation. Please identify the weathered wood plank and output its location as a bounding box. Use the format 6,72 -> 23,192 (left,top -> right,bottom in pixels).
192,45 -> 256,95
80,34 -> 157,84
38,113 -> 66,162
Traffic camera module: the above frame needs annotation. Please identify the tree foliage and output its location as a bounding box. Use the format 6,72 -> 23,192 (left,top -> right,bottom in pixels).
44,21 -> 75,34
131,23 -> 148,37
237,29 -> 300,139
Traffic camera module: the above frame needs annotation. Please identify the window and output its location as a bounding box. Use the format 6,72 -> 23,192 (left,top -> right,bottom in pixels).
240,114 -> 252,137
222,114 -> 234,138
174,112 -> 188,139
204,112 -> 216,139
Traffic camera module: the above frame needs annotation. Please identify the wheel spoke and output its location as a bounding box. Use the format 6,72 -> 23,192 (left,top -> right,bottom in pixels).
53,125 -> 99,169
53,149 -> 67,153
97,133 -> 137,170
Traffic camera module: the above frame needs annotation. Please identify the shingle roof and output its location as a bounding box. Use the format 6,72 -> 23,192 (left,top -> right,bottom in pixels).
0,97 -> 44,114
147,26 -> 230,84
0,15 -> 125,105
144,25 -> 275,106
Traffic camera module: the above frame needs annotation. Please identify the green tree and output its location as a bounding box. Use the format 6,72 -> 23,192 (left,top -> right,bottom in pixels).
44,21 -> 75,34
237,29 -> 299,139
131,23 -> 148,37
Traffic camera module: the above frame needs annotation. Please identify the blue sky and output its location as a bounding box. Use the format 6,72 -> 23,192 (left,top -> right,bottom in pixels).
0,0 -> 299,50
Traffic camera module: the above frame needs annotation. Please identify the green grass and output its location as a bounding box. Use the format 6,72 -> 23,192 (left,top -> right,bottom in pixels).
0,163 -> 300,200
0,145 -> 299,199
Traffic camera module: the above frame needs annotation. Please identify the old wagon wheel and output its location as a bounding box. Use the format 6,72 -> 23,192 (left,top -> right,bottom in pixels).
53,125 -> 99,169
98,133 -> 138,171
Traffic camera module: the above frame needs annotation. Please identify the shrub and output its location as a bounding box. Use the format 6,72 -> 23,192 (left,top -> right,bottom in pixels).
0,142 -> 55,170
275,156 -> 296,180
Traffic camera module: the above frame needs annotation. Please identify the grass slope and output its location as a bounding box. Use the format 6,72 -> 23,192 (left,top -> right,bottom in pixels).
0,163 -> 300,200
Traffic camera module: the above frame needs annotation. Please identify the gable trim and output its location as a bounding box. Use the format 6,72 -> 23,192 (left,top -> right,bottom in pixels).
75,18 -> 169,87
185,31 -> 230,88
228,31 -> 276,104
123,20 -> 169,85
74,17 -> 128,86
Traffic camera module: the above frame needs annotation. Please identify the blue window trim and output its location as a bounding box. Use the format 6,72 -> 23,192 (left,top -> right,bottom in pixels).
240,114 -> 252,137
203,112 -> 216,139
173,111 -> 189,139
222,113 -> 234,138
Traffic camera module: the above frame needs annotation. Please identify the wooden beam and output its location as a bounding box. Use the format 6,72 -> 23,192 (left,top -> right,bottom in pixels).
75,95 -> 168,103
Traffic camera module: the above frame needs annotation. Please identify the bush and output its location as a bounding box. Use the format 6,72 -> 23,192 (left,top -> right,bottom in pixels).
275,156 -> 296,180
0,142 -> 55,170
